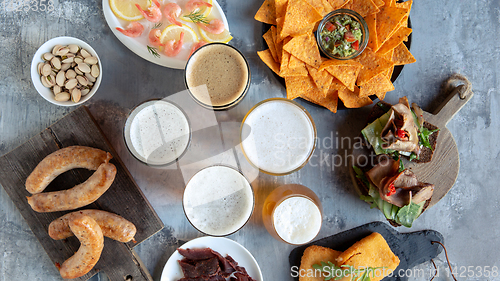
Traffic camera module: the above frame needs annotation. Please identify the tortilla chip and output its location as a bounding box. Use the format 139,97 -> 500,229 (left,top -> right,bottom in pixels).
254,0 -> 276,25
354,47 -> 394,86
285,75 -> 317,100
338,86 -> 373,108
372,0 -> 384,8
319,59 -> 363,91
279,49 -> 291,77
396,0 -> 412,25
376,26 -> 412,54
359,73 -> 394,97
375,5 -> 407,46
382,0 -> 395,7
275,0 -> 288,19
306,64 -> 334,95
336,233 -> 400,281
283,32 -> 322,68
263,27 -> 278,62
380,48 -> 393,61
276,16 -> 285,43
365,13 -> 378,53
376,91 -> 386,100
281,0 -> 323,38
304,0 -> 325,15
284,55 -> 309,77
396,0 -> 412,10
257,49 -> 280,75
345,0 -> 379,17
382,49 -> 394,79
301,79 -> 339,113
392,42 -> 416,65
322,0 -> 334,14
328,0 -> 350,9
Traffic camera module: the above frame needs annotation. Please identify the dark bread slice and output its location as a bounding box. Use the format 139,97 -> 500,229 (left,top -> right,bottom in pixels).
410,121 -> 439,163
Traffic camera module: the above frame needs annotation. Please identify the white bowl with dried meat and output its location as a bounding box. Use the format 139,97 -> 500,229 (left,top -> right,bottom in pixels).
160,236 -> 263,281
31,36 -> 102,106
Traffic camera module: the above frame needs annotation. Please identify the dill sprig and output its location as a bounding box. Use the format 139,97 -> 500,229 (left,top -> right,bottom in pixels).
183,10 -> 209,24
152,22 -> 162,29
147,45 -> 160,58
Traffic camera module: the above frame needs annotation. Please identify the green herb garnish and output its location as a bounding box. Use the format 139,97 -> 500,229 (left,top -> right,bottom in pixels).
353,166 -> 370,187
147,45 -> 160,58
183,10 -> 209,24
418,127 -> 439,150
152,22 -> 163,29
411,109 -> 439,150
312,261 -> 387,281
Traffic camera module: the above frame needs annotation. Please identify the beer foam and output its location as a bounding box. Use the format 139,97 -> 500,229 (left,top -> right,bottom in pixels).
273,197 -> 322,244
186,44 -> 249,107
183,166 -> 254,236
241,100 -> 315,174
126,101 -> 190,165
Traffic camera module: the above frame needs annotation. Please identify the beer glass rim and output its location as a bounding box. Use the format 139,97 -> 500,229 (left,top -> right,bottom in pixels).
182,164 -> 255,237
184,43 -> 251,111
239,98 -> 317,176
123,99 -> 192,167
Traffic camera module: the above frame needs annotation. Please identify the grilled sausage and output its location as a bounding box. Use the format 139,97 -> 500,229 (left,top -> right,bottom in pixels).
49,210 -> 136,243
26,146 -> 109,194
26,157 -> 117,213
59,213 -> 104,279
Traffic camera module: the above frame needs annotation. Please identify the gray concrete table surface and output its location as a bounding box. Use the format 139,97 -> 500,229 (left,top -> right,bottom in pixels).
1,0 -> 499,280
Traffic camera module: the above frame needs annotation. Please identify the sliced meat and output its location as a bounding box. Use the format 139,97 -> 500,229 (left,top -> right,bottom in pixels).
379,186 -> 410,207
381,101 -> 420,155
366,157 -> 399,189
178,257 -> 219,278
178,247 -> 216,261
411,184 -> 434,204
211,249 -> 236,277
391,169 -> 419,190
230,272 -> 257,281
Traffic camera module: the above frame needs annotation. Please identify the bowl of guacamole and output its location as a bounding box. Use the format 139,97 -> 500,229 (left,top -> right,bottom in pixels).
316,9 -> 369,60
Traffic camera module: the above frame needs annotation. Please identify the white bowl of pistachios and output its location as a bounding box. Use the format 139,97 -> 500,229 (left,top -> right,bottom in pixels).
31,36 -> 102,106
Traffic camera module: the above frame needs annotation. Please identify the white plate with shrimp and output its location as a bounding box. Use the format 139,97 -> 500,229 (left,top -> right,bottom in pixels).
103,0 -> 230,69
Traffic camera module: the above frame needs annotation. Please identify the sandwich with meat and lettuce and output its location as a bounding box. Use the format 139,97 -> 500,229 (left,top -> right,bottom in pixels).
353,97 -> 439,227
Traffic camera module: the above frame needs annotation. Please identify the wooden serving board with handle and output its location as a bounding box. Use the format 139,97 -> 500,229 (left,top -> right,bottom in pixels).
350,79 -> 474,208
0,106 -> 164,281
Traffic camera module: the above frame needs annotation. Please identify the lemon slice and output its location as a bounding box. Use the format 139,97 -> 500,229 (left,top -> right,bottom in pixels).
182,0 -> 213,20
110,0 -> 150,21
160,24 -> 199,45
198,26 -> 233,43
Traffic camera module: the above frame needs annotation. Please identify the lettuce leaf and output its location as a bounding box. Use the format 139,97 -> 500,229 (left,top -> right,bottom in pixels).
394,201 -> 425,228
355,165 -> 425,227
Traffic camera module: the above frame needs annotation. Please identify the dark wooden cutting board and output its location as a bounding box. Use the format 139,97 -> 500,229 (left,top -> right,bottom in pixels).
0,106 -> 164,281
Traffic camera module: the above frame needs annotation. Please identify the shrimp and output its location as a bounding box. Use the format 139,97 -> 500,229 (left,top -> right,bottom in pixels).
164,3 -> 183,27
149,29 -> 163,47
197,19 -> 224,35
135,0 -> 162,23
186,0 -> 212,12
116,22 -> 144,38
164,32 -> 184,57
189,40 -> 207,58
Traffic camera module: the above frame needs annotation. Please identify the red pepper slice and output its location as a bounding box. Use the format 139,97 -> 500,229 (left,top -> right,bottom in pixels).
386,182 -> 396,196
344,31 -> 356,42
325,22 -> 336,32
352,40 -> 359,51
396,129 -> 407,139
